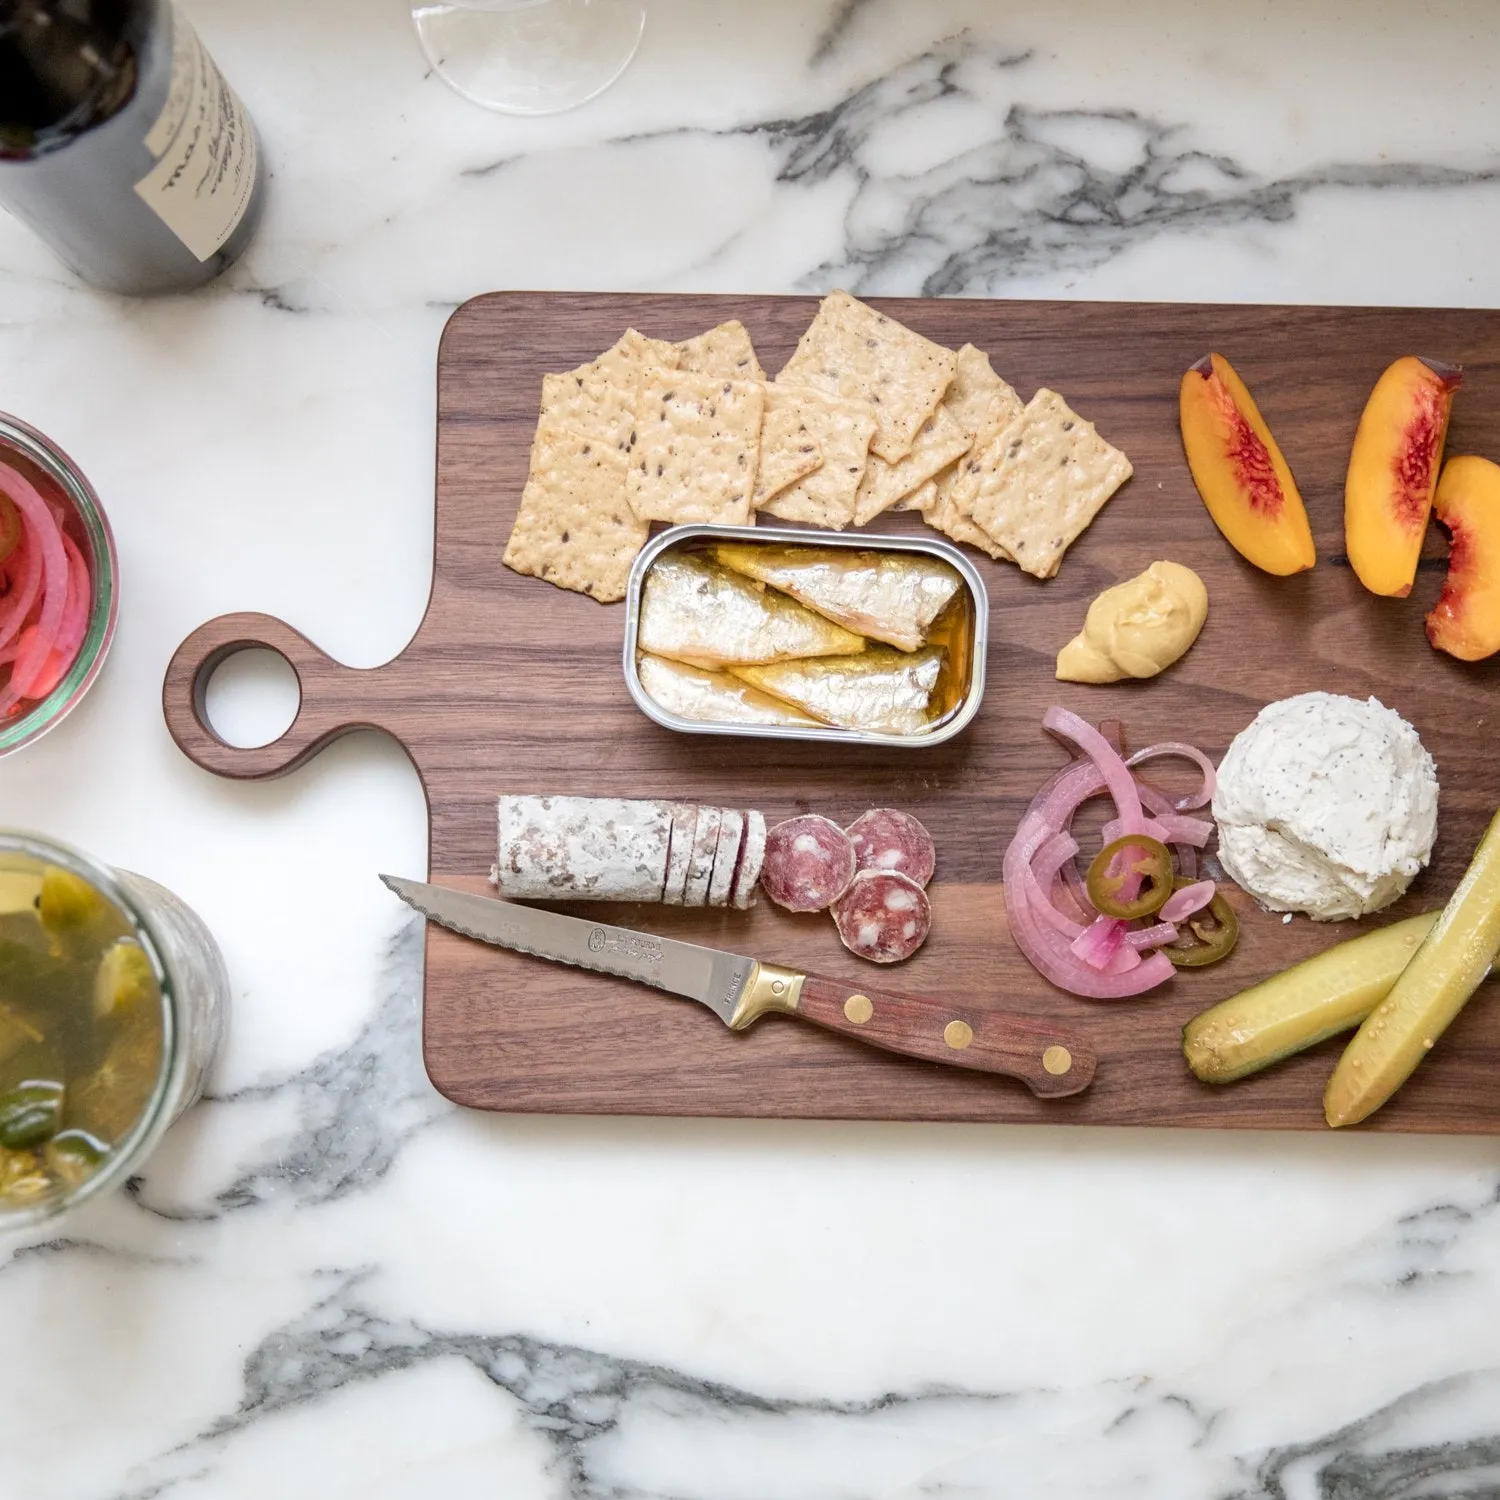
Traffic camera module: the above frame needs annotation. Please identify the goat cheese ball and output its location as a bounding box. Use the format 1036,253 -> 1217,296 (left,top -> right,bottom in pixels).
1212,692 -> 1438,921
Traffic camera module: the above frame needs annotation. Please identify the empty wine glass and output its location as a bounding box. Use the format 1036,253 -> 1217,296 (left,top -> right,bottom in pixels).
412,0 -> 647,115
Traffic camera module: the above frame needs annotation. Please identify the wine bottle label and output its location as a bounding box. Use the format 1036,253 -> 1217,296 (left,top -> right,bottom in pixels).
133,7 -> 259,262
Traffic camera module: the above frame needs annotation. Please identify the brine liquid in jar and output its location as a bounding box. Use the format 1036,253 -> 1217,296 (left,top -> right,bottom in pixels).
0,858 -> 164,1210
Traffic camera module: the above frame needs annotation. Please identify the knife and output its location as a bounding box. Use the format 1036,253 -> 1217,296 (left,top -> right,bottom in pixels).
382,875 -> 1095,1098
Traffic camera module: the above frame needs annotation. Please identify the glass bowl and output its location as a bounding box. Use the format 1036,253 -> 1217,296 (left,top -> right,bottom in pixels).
0,413 -> 119,758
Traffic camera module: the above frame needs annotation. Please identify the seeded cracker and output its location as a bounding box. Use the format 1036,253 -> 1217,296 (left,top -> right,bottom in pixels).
675,320 -> 766,382
626,368 -> 765,526
778,290 -> 957,464
927,345 -> 1024,559
538,372 -> 635,452
895,477 -> 939,514
758,386 -> 877,531
752,385 -> 825,507
503,424 -> 646,602
960,388 -> 1134,579
538,328 -> 681,452
583,328 -> 681,382
852,402 -> 973,526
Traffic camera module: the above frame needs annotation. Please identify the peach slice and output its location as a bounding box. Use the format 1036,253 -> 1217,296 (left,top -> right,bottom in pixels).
1179,353 -> 1315,576
1426,455 -> 1500,661
1345,356 -> 1462,598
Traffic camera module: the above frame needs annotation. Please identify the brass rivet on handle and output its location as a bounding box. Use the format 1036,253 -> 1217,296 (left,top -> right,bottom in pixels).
944,1020 -> 974,1050
844,994 -> 873,1024
1042,1045 -> 1073,1075
770,980 -> 786,995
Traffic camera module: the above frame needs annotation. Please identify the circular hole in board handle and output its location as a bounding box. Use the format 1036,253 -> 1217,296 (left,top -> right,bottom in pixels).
202,648 -> 301,748
162,612 -> 383,781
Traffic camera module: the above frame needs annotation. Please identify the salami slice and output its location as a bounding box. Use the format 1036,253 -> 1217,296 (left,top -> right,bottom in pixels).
708,810 -> 745,908
846,808 -> 936,888
832,870 -> 932,963
661,802 -> 698,906
731,810 -> 767,910
682,806 -> 722,907
496,795 -> 673,902
760,814 -> 857,912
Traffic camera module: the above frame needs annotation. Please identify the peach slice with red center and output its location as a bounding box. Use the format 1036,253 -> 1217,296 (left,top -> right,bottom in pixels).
1345,355 -> 1462,598
1179,353 -> 1316,576
1426,455 -> 1500,662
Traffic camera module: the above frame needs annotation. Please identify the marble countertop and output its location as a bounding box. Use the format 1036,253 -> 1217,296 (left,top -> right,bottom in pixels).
4,1 -> 1500,1494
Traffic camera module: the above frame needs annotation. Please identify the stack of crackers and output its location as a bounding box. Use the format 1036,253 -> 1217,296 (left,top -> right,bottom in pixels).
502,290 -> 1133,602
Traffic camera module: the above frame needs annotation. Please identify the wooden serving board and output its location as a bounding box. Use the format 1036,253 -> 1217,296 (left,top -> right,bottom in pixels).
164,293 -> 1500,1133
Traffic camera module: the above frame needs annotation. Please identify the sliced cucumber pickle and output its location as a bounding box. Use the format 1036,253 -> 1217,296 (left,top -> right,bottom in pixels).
1184,913 -> 1438,1083
1325,809 -> 1500,1128
94,940 -> 157,1017
37,867 -> 105,934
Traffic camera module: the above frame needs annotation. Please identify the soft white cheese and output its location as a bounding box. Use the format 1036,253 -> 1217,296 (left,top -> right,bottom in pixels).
1211,692 -> 1438,922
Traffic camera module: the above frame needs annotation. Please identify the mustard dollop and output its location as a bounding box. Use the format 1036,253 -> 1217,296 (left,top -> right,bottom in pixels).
1055,561 -> 1208,683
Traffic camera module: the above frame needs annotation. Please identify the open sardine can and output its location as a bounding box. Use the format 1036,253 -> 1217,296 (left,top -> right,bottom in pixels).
622,523 -> 989,748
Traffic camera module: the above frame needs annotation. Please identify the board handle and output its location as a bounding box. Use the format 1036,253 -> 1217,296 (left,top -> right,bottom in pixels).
162,612 -> 399,781
791,974 -> 1097,1098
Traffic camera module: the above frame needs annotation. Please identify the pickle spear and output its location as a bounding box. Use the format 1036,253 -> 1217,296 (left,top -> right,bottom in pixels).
1184,912 -> 1438,1083
1325,809 -> 1500,1128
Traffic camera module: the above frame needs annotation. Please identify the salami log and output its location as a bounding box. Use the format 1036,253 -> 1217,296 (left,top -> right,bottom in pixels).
847,808 -> 936,888
731,810 -> 767,910
833,870 -> 932,963
708,810 -> 745,908
496,795 -> 673,902
496,796 -> 766,905
760,815 -> 857,912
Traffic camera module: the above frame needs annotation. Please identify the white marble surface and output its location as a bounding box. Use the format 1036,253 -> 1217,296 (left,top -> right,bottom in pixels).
5,1 -> 1500,1494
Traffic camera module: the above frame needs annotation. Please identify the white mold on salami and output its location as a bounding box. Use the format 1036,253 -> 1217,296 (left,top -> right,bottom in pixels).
682,805 -> 723,907
833,869 -> 932,963
708,810 -> 745,908
731,810 -> 767,910
661,802 -> 698,906
847,808 -> 936,888
496,795 -> 673,902
760,814 -> 857,912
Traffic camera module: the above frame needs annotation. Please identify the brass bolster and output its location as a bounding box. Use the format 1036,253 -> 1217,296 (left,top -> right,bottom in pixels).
728,961 -> 805,1030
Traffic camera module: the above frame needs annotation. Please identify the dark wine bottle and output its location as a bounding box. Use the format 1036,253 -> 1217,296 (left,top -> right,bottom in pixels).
0,0 -> 265,294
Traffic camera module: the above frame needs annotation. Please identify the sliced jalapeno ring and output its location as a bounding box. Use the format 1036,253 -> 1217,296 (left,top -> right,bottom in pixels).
1165,889 -> 1239,968
0,1079 -> 65,1151
1085,835 -> 1174,921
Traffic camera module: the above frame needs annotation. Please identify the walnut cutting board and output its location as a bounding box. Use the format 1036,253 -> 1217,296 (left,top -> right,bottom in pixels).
164,293 -> 1500,1133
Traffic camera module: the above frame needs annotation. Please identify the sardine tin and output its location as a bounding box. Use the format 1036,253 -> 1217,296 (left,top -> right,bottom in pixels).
623,524 -> 989,749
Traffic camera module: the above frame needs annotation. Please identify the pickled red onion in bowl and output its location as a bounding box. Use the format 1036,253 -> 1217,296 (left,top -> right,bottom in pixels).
0,416 -> 117,758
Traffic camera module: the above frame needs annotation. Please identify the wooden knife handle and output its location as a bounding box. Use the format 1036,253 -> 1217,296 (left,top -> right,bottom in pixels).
793,974 -> 1096,1098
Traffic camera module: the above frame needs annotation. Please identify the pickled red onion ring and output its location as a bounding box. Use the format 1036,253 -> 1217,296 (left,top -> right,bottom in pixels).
1127,922 -> 1179,950
0,530 -> 41,652
0,461 -> 68,713
1126,742 -> 1217,811
1043,706 -> 1148,836
1159,880 -> 1216,924
1102,813 -> 1212,849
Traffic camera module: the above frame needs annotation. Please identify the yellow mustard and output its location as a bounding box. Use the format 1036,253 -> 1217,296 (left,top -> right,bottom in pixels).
1055,561 -> 1208,683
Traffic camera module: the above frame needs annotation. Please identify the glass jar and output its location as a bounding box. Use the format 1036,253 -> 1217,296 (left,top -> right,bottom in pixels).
0,413 -> 119,758
0,832 -> 229,1231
